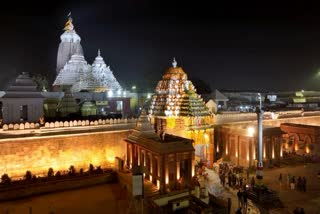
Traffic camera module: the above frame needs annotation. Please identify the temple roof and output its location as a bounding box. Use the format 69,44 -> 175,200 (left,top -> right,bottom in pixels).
54,54 -> 91,87
3,72 -> 43,98
149,58 -> 210,117
126,109 -> 194,154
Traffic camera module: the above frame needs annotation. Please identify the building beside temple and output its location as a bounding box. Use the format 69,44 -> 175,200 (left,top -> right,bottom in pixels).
0,72 -> 44,123
126,110 -> 195,193
148,58 -> 214,166
215,125 -> 283,168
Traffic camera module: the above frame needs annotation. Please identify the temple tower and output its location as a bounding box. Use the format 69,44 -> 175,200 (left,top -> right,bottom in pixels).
56,13 -> 84,74
149,58 -> 214,167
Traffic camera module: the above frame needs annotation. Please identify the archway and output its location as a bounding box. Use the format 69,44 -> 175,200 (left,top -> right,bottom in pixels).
288,133 -> 299,153
304,135 -> 312,154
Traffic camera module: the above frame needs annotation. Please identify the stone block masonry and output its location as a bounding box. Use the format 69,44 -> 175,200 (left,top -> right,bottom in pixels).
0,130 -> 130,179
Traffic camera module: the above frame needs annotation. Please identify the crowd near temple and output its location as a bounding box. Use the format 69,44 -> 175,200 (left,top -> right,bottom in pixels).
0,14 -> 320,213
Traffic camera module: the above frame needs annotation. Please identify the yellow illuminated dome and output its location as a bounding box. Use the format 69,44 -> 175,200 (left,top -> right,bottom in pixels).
149,58 -> 210,117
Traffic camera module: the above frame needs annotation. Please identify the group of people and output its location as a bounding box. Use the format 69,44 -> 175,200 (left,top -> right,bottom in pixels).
218,163 -> 253,214
218,163 -> 247,190
293,207 -> 305,214
236,189 -> 249,214
279,173 -> 307,192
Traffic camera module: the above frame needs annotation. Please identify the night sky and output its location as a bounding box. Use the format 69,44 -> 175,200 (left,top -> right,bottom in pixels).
1,1 -> 320,92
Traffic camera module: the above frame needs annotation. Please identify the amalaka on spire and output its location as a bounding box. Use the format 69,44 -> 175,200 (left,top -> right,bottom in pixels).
172,57 -> 177,68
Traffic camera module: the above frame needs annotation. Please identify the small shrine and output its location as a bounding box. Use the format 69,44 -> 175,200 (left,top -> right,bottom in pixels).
126,110 -> 195,193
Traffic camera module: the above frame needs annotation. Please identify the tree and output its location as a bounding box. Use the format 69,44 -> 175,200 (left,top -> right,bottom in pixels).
68,165 -> 76,175
1,174 -> 11,185
89,164 -> 95,173
32,74 -> 49,91
47,168 -> 54,177
189,77 -> 212,95
24,170 -> 32,181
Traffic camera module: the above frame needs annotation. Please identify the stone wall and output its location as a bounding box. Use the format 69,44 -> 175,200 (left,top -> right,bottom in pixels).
0,130 -> 130,179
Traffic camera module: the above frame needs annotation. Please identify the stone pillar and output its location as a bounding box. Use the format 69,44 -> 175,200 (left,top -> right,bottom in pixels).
191,159 -> 195,177
138,147 -> 140,166
176,161 -> 180,180
236,135 -> 240,166
256,108 -> 264,180
159,156 -> 165,193
247,138 -> 251,168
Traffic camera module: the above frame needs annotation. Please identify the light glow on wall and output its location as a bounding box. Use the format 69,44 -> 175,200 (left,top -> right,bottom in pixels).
157,180 -> 160,189
165,173 -> 169,184
247,127 -> 255,137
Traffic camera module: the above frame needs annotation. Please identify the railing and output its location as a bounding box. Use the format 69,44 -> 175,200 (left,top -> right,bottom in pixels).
1,118 -> 138,131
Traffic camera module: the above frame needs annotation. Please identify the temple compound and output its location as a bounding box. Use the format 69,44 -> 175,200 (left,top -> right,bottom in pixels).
126,110 -> 194,193
0,72 -> 44,123
148,58 -> 214,166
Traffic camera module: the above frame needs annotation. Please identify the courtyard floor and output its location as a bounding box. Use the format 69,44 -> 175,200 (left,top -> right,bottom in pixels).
204,162 -> 320,214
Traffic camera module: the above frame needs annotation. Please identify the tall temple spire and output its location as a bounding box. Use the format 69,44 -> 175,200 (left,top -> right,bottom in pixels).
172,57 -> 177,68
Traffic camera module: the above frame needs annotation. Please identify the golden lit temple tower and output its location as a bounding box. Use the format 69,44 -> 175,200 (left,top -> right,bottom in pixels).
149,58 -> 214,167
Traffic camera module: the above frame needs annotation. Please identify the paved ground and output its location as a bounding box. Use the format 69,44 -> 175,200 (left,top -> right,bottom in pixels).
262,163 -> 320,214
204,162 -> 320,214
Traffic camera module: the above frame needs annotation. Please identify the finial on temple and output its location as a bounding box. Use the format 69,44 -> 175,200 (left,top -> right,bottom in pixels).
98,49 -> 101,57
172,57 -> 177,68
64,12 -> 74,32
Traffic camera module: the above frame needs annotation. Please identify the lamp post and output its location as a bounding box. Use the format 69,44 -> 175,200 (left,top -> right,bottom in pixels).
256,93 -> 264,180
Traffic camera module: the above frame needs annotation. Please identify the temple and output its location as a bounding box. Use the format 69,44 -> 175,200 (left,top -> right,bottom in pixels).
126,110 -> 194,193
56,14 -> 83,75
0,72 -> 44,123
149,58 -> 214,166
53,15 -> 122,94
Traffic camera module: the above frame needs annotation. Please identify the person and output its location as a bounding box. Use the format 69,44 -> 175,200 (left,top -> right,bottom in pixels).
237,190 -> 242,209
235,208 -> 242,214
250,176 -> 255,188
242,190 -> 248,210
278,173 -> 282,190
302,177 -> 307,192
287,173 -> 291,189
293,207 -> 300,214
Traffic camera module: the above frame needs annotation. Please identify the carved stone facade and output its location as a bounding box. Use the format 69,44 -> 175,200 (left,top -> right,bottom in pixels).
280,123 -> 320,155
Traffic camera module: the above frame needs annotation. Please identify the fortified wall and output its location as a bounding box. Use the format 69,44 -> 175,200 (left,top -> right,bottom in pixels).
0,130 -> 130,179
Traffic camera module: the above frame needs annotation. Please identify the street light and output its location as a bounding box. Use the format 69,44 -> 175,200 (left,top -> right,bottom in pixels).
257,93 -> 262,109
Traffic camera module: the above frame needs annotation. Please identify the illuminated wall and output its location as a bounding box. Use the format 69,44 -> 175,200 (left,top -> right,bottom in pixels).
0,131 -> 130,179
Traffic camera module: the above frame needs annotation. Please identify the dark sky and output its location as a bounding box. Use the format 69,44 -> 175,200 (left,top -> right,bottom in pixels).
1,1 -> 320,91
